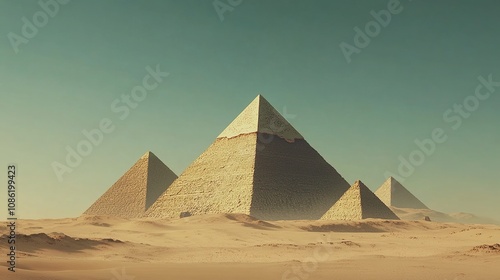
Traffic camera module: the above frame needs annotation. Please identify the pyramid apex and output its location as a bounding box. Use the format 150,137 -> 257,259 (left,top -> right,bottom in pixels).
141,151 -> 154,159
83,150 -> 177,218
321,179 -> 399,220
140,151 -> 163,163
352,180 -> 368,190
387,176 -> 405,187
375,176 -> 428,209
217,95 -> 303,141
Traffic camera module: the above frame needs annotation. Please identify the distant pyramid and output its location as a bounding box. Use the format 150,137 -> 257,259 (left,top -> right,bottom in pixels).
375,177 -> 428,209
83,151 -> 177,218
145,95 -> 351,220
321,180 -> 399,220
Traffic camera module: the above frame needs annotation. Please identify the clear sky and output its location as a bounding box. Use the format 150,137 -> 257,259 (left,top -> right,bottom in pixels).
1,0 -> 499,220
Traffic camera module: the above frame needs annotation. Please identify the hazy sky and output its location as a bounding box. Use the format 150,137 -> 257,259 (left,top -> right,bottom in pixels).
1,0 -> 499,220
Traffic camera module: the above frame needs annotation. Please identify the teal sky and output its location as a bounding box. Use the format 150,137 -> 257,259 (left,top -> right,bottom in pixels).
1,0 -> 499,220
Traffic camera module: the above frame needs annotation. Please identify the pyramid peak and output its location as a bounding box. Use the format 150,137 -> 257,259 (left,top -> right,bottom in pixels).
83,150 -> 177,218
375,177 -> 428,209
217,95 -> 303,141
387,176 -> 398,183
254,94 -> 268,102
383,176 -> 406,189
142,150 -> 163,159
141,151 -> 154,159
350,180 -> 372,194
321,179 -> 399,220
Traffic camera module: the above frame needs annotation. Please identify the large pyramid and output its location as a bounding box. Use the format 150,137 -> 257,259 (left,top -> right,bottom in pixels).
321,180 -> 399,220
145,95 -> 351,220
374,177 -> 429,209
83,151 -> 178,218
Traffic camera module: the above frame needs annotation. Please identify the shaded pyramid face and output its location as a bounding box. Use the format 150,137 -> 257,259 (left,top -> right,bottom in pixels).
83,151 -> 178,218
375,177 -> 429,209
321,180 -> 400,220
145,95 -> 351,220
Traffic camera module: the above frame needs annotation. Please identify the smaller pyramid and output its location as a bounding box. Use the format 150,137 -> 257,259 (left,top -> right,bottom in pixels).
83,151 -> 177,218
375,177 -> 428,209
320,180 -> 399,220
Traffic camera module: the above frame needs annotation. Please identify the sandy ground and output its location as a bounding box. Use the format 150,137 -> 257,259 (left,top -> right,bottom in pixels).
1,212 -> 499,280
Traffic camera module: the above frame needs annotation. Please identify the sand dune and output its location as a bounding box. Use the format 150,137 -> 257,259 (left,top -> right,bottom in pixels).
7,232 -> 125,253
392,207 -> 500,225
1,214 -> 499,279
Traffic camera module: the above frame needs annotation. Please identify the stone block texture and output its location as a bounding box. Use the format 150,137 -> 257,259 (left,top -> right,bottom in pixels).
321,180 -> 399,220
83,151 -> 177,218
145,95 -> 351,220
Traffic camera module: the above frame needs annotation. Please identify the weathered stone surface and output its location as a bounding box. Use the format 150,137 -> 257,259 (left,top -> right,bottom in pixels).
320,180 -> 399,220
83,151 -> 177,218
145,135 -> 257,218
218,95 -> 303,142
375,177 -> 429,209
146,95 -> 351,220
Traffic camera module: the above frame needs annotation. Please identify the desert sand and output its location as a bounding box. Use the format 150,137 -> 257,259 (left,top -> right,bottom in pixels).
1,211 -> 499,280
4,96 -> 496,279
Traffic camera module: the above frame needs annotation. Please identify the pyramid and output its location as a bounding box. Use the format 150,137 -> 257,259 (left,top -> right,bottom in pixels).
83,151 -> 178,218
375,177 -> 429,209
321,180 -> 399,220
145,95 -> 351,220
